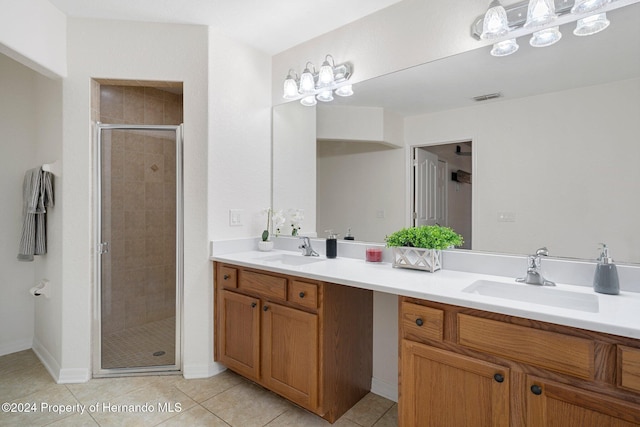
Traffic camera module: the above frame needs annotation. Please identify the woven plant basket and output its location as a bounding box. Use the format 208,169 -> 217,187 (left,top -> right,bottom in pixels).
391,247 -> 442,272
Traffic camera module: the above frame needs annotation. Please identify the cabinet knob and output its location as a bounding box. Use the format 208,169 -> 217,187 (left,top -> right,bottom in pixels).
299,292 -> 305,298
263,305 -> 269,312
251,302 -> 257,308
493,373 -> 504,383
415,318 -> 424,327
223,274 -> 230,280
530,384 -> 542,396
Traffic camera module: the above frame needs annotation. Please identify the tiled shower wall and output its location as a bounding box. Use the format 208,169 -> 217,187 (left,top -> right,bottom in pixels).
96,83 -> 183,335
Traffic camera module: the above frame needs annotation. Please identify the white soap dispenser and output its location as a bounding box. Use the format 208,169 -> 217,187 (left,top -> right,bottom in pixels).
593,244 -> 620,295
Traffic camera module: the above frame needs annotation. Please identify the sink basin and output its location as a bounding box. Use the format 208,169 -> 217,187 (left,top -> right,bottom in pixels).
462,280 -> 599,313
259,254 -> 325,266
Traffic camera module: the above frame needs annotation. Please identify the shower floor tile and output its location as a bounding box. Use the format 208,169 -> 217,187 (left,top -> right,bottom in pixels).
101,316 -> 175,369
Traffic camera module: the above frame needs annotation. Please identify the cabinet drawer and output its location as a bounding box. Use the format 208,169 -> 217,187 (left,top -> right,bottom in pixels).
288,280 -> 318,310
240,270 -> 287,301
458,314 -> 595,380
619,345 -> 640,393
401,302 -> 443,343
219,266 -> 238,289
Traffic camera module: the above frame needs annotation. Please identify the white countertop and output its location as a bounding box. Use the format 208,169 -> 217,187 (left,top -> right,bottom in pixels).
211,250 -> 640,340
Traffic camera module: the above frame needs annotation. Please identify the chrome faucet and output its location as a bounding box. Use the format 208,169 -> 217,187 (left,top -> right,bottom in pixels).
298,236 -> 320,257
516,247 -> 556,286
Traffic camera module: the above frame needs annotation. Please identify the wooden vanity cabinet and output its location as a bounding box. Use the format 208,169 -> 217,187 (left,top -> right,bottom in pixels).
401,340 -> 510,426
218,289 -> 260,381
399,297 -> 640,426
214,262 -> 373,423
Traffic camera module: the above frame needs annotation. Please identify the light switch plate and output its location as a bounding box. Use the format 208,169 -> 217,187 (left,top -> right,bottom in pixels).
229,209 -> 243,226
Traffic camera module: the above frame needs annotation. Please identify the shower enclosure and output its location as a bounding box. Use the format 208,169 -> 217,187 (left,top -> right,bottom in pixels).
94,122 -> 183,376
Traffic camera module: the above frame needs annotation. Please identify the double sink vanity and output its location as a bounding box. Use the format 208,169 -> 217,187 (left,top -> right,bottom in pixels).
211,248 -> 640,425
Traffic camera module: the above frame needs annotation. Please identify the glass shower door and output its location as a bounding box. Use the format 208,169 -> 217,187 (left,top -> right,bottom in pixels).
95,123 -> 183,376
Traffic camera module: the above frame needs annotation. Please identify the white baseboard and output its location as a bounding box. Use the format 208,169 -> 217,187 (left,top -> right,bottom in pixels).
371,376 -> 398,402
183,361 -> 226,379
32,337 -> 61,382
58,368 -> 91,383
32,337 -> 90,384
0,338 -> 32,357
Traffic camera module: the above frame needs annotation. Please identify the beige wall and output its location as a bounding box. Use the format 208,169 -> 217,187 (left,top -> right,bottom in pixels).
0,54 -> 38,355
316,140 -> 405,243
0,53 -> 63,361
405,77 -> 640,263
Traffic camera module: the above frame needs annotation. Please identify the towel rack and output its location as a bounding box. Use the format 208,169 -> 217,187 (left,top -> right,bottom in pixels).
42,160 -> 60,176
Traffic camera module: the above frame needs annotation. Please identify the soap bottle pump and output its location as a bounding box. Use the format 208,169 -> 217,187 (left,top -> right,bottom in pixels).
326,230 -> 338,259
344,228 -> 355,241
593,243 -> 620,295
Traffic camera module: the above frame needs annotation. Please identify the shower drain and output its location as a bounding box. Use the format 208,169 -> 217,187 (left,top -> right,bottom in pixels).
153,351 -> 166,357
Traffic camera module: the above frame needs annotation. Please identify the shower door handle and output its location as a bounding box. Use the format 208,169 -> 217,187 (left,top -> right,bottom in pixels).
98,241 -> 110,255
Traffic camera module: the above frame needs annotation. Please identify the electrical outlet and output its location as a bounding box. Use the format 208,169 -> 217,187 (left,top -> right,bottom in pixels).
376,210 -> 386,219
229,209 -> 243,226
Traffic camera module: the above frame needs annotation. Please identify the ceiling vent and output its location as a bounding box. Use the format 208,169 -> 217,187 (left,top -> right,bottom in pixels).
472,92 -> 502,102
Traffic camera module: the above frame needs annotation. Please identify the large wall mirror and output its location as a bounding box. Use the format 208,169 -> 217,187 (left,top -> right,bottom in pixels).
273,3 -> 640,264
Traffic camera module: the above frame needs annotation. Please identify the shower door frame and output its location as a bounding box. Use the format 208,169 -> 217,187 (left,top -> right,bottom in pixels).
93,122 -> 184,377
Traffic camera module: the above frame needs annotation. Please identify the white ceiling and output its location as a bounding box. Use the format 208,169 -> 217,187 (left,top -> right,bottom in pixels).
48,0 -> 403,55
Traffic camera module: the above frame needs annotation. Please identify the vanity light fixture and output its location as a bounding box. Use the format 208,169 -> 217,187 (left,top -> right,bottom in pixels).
299,62 -> 317,95
334,84 -> 353,97
282,54 -> 353,106
473,0 -> 614,57
571,0 -> 611,14
491,38 -> 520,56
524,0 -> 557,28
573,12 -> 610,35
318,55 -> 336,86
283,69 -> 299,100
530,26 -> 562,46
480,0 -> 510,39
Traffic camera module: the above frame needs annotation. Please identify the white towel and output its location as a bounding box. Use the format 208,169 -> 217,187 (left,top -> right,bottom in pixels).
18,167 -> 54,261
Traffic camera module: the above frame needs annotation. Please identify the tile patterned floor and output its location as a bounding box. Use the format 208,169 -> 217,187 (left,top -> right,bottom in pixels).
102,317 -> 176,369
0,350 -> 397,427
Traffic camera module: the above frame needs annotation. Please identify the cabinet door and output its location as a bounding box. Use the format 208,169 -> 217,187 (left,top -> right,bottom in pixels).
219,290 -> 260,381
400,340 -> 509,427
262,301 -> 319,411
526,376 -> 640,427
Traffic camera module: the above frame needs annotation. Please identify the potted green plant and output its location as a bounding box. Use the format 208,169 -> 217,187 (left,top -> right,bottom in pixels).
385,225 -> 463,272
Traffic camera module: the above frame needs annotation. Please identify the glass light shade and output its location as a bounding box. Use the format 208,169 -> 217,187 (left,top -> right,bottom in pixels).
318,62 -> 335,86
299,68 -> 316,94
481,0 -> 509,40
524,0 -> 557,28
571,0 -> 610,14
283,76 -> 298,99
490,39 -> 519,56
530,26 -> 562,47
573,13 -> 610,36
300,95 -> 317,107
316,90 -> 334,102
335,84 -> 353,97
